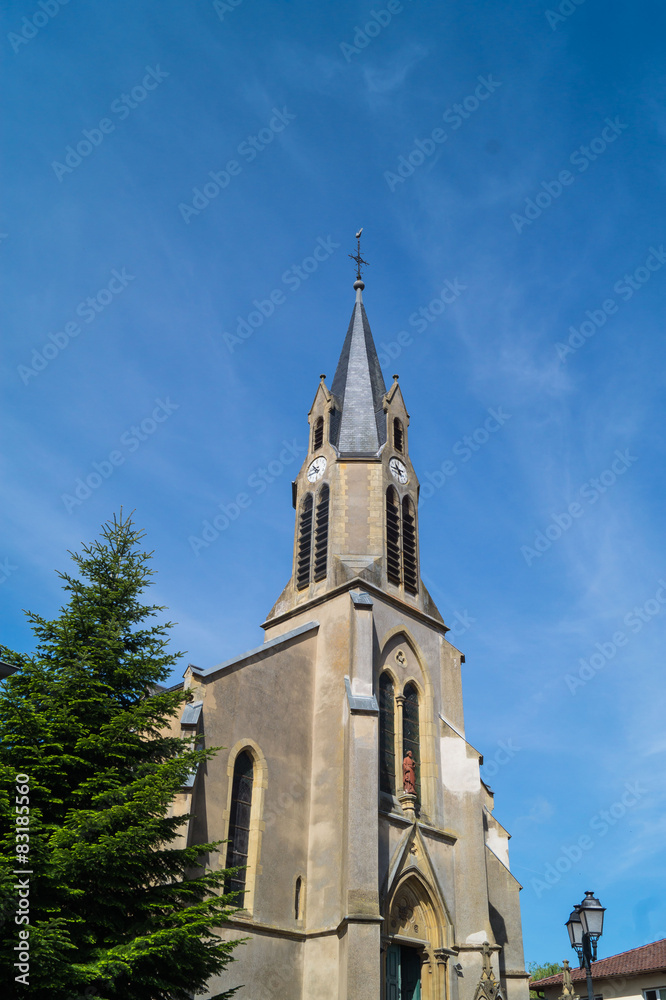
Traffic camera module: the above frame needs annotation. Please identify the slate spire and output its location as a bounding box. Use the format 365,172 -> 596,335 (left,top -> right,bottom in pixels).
329,279 -> 387,455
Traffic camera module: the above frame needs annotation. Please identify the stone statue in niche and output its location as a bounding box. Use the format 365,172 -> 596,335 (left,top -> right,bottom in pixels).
402,750 -> 416,794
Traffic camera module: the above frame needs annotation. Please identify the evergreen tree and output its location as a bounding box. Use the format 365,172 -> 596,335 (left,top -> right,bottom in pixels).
0,513 -> 243,999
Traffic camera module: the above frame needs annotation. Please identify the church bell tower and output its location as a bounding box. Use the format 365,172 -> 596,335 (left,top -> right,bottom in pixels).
267,273 -> 443,627
177,237 -> 530,1000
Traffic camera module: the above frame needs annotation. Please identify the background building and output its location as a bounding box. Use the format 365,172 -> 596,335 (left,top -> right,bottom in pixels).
531,939 -> 666,1000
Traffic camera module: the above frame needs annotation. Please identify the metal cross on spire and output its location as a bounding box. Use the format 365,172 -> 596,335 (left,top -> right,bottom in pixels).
348,227 -> 369,281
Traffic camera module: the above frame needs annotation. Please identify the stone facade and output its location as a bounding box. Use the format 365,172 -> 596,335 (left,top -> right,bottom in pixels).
168,280 -> 530,1000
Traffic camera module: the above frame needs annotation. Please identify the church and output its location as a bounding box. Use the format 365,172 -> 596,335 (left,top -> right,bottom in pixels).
169,253 -> 530,1000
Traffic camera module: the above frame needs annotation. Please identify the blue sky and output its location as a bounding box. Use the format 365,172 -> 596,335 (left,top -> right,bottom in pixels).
3,0 -> 666,968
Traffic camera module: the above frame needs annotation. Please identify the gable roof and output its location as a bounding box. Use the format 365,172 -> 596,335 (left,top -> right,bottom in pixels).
531,939 -> 666,988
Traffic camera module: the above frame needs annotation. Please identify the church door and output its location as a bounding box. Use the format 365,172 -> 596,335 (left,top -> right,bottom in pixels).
401,947 -> 422,1000
386,945 -> 422,1000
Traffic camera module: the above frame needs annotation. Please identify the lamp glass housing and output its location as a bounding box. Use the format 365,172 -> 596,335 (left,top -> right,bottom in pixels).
566,909 -> 584,948
579,892 -> 605,939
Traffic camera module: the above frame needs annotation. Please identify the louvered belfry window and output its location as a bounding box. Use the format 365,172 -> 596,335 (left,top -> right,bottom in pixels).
379,672 -> 396,795
386,487 -> 401,585
225,750 -> 254,901
402,683 -> 420,800
402,496 -> 418,594
296,494 -> 313,589
313,484 -> 330,582
313,416 -> 324,451
393,418 -> 404,452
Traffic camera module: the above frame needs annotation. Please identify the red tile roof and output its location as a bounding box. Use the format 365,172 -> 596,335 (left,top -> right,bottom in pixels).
531,939 -> 666,988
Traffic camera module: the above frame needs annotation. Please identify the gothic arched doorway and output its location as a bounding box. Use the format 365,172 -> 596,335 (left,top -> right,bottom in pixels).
383,873 -> 450,1000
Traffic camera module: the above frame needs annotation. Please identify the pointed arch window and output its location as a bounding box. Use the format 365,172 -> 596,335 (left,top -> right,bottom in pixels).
296,494 -> 313,590
386,487 -> 401,586
402,496 -> 418,594
393,417 -> 404,453
402,683 -> 420,801
313,416 -> 324,452
313,483 -> 329,582
379,672 -> 396,795
225,750 -> 254,902
386,488 -> 419,593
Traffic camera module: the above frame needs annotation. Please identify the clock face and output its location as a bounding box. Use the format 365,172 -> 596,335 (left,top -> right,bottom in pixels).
307,456 -> 327,483
389,458 -> 408,484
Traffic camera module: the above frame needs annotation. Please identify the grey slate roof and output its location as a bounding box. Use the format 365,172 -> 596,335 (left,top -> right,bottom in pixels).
181,765 -> 198,790
187,620 -> 320,680
180,700 -> 203,727
330,293 -> 387,454
344,676 -> 379,714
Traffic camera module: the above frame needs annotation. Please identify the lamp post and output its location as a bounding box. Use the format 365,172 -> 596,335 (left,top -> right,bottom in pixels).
566,892 -> 606,1000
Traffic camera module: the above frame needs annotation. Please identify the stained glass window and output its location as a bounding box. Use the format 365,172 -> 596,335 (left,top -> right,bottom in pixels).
225,750 -> 254,902
379,672 -> 396,795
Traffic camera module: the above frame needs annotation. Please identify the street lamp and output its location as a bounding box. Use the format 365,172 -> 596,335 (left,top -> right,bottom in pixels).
566,907 -> 583,953
566,892 -> 605,1000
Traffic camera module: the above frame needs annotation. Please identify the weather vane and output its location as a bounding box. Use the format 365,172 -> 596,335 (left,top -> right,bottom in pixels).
348,227 -> 369,281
